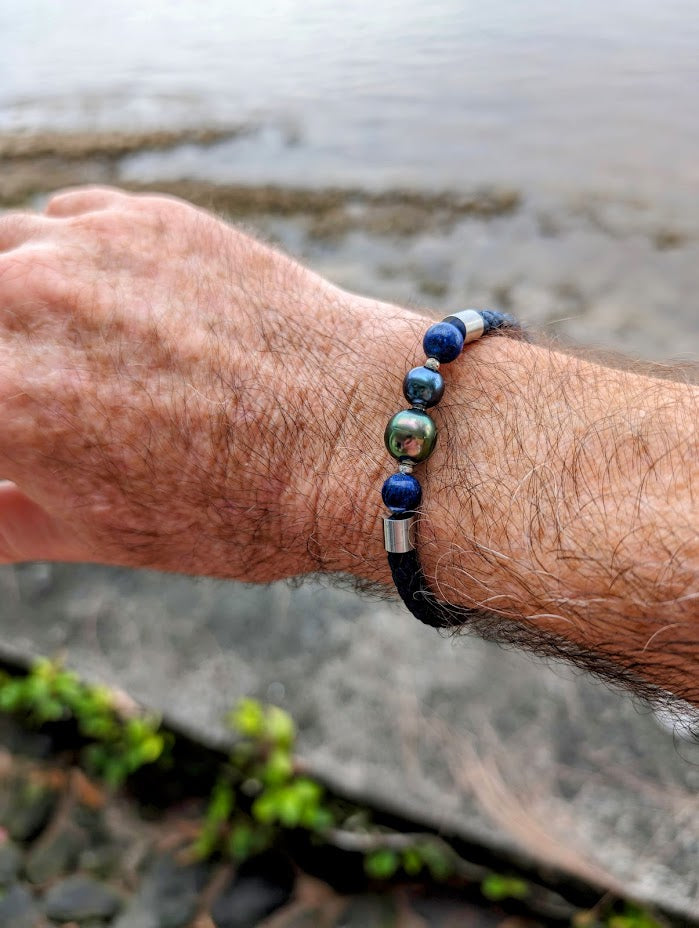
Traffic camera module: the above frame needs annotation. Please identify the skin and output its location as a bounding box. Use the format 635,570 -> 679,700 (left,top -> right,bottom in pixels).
0,187 -> 697,705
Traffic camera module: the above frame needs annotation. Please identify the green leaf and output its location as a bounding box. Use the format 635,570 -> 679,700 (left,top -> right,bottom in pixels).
80,716 -> 119,740
192,822 -> 220,859
34,698 -> 65,722
53,672 -> 82,706
252,791 -> 279,824
228,822 -> 255,861
417,842 -> 453,882
33,658 -> 56,679
207,782 -> 235,824
89,686 -> 114,712
300,805 -> 334,832
292,778 -> 323,805
262,748 -> 293,786
265,706 -> 295,748
402,847 -> 423,876
608,904 -> 662,928
481,874 -> 529,902
276,788 -> 303,827
0,681 -> 25,712
230,699 -> 267,739
138,734 -> 166,764
365,849 -> 399,880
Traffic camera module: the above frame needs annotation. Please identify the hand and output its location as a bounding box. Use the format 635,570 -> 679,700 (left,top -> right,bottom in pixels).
0,186 -> 414,580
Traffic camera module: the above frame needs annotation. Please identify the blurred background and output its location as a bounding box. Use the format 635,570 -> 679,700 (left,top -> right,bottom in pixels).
1,0 -> 698,922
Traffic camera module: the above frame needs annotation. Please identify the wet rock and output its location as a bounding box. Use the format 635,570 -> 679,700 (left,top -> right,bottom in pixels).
0,714 -> 53,760
78,843 -> 123,878
14,563 -> 55,600
271,909 -> 323,928
0,838 -> 22,885
0,778 -> 57,842
43,874 -> 122,922
25,818 -> 90,884
111,904 -> 156,928
0,883 -> 41,928
210,854 -> 294,928
113,852 -> 210,928
334,895 -> 397,928
411,896 -> 503,927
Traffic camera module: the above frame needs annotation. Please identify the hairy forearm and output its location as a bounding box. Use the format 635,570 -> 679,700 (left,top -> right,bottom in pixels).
319,299 -> 699,703
2,189 -> 696,706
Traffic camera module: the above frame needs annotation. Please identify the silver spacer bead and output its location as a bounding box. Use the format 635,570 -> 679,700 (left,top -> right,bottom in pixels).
424,357 -> 440,371
383,514 -> 416,553
447,308 -> 485,343
398,462 -> 415,474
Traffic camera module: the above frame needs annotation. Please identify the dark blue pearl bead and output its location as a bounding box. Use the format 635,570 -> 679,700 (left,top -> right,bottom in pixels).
403,366 -> 445,408
422,322 -> 464,363
381,473 -> 422,513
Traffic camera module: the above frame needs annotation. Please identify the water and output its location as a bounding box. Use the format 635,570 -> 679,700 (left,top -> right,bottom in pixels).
3,0 -> 699,204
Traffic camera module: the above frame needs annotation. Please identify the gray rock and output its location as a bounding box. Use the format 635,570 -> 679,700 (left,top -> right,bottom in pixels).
0,839 -> 22,886
269,910 -> 322,928
0,883 -> 41,928
0,778 -> 57,842
210,856 -> 294,928
43,875 -> 122,922
111,903 -> 157,928
25,819 -> 90,884
113,852 -> 210,928
78,843 -> 123,878
334,896 -> 397,928
0,714 -> 53,760
211,876 -> 291,928
2,566 -> 699,921
114,899 -> 155,928
410,896 -> 503,928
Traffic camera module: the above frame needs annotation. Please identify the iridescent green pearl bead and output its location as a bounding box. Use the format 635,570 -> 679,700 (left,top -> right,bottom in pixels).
384,409 -> 437,463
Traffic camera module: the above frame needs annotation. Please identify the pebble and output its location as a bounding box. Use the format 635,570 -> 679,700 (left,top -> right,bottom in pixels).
411,895 -> 504,927
275,909 -> 325,928
0,883 -> 41,928
0,779 -> 57,841
25,819 -> 90,884
113,852 -> 210,928
211,854 -> 294,928
334,895 -> 397,928
0,838 -> 22,885
43,874 -> 122,922
78,843 -> 124,878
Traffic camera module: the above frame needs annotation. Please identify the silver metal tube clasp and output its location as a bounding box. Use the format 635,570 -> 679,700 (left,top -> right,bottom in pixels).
447,308 -> 485,343
383,514 -> 416,553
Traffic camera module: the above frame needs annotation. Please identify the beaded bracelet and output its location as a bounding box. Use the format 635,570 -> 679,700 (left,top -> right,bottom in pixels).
382,309 -> 524,629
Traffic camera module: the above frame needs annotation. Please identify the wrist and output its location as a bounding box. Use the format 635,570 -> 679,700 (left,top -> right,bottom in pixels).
312,296 -> 525,584
312,296 -> 429,579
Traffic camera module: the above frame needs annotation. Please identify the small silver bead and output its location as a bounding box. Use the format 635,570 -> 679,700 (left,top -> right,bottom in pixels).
398,462 -> 415,474
424,357 -> 440,371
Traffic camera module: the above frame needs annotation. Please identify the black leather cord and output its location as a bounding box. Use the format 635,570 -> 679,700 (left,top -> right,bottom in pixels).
388,549 -> 486,629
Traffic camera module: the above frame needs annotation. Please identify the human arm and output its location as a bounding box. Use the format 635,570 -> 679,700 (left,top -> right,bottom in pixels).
0,188 -> 697,704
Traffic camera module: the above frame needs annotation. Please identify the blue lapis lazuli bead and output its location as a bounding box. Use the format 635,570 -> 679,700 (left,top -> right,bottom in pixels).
403,366 -> 445,408
381,473 -> 422,513
423,321 -> 464,363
